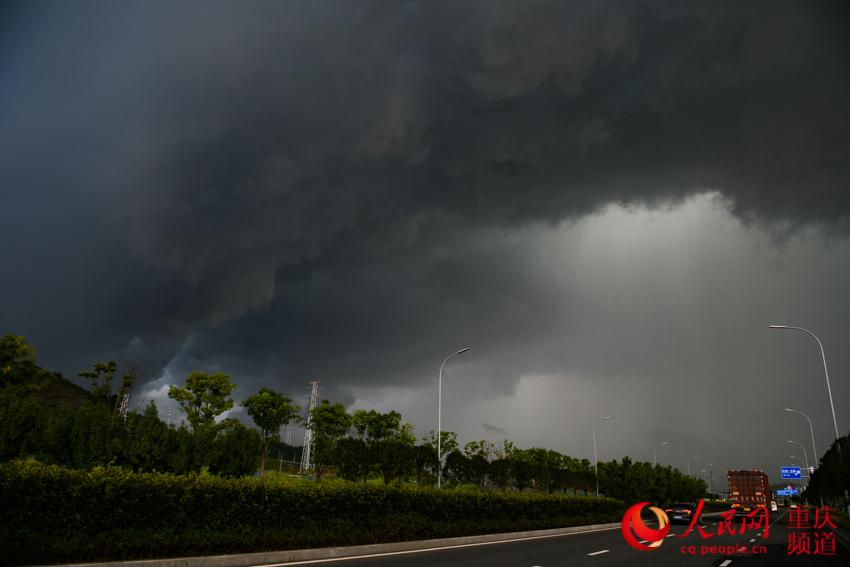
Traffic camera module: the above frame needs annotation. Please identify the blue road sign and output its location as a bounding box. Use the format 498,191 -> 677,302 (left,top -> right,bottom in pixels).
781,466 -> 802,479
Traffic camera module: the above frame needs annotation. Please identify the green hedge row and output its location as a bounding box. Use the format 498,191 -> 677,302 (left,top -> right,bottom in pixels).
0,461 -> 626,565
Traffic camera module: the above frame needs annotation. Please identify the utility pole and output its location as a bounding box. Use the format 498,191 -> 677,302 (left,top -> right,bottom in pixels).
300,381 -> 321,473
118,393 -> 130,424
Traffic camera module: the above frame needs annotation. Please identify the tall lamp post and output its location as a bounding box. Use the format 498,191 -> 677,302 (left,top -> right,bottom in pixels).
654,442 -> 668,467
770,325 -> 847,513
785,409 -> 817,474
769,327 -> 840,442
788,440 -> 809,485
437,347 -> 469,489
688,456 -> 699,476
594,416 -> 612,497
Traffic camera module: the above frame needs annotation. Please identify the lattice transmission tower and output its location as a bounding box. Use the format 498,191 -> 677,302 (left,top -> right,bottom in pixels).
300,381 -> 321,472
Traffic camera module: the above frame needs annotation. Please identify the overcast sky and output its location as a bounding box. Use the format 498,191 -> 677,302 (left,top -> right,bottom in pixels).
2,0 -> 849,488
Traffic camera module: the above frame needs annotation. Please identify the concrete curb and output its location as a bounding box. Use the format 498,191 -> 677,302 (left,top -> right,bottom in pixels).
41,523 -> 623,567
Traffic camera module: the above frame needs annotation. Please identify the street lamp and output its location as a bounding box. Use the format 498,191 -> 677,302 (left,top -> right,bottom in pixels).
771,325 -> 848,513
594,416 -> 612,497
437,347 -> 469,489
769,327 -> 840,441
785,408 -> 817,472
653,442 -> 668,467
688,456 -> 699,476
788,440 -> 809,482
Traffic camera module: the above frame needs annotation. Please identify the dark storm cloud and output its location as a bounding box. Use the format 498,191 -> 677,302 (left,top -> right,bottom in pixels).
1,0 -> 848,444
97,0 -> 849,335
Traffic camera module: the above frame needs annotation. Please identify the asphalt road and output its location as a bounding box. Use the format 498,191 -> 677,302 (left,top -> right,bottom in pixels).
269,510 -> 848,567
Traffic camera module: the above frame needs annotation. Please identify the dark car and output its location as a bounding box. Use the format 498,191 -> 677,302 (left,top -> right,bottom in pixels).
666,502 -> 701,525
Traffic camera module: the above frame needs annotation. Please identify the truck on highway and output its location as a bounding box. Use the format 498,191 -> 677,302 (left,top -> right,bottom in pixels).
727,469 -> 771,517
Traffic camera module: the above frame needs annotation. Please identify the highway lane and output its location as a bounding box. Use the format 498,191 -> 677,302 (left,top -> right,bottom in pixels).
267,509 -> 847,567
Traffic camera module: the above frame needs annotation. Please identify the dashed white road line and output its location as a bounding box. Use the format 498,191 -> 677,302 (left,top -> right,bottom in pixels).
588,550 -> 610,556
720,560 -> 733,567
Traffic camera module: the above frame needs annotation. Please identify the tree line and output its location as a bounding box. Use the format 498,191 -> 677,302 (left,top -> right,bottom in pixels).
1,334 -> 707,504
802,434 -> 850,509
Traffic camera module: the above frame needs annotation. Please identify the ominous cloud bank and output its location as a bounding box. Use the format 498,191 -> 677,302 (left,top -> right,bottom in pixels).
1,1 -> 849,478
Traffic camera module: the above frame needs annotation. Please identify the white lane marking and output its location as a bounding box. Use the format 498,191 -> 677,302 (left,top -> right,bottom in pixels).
640,537 -> 672,543
588,550 -> 610,556
750,539 -> 757,543
720,560 -> 732,567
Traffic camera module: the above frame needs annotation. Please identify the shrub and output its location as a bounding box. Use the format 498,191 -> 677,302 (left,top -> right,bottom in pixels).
0,460 -> 626,566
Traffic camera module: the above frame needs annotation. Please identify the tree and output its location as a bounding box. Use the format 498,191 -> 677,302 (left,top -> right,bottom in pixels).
511,459 -> 535,492
0,394 -> 47,461
423,430 -> 458,463
488,458 -> 512,491
121,401 -> 170,472
49,402 -> 117,470
549,465 -> 570,494
0,335 -> 37,396
462,440 -> 494,489
467,454 -> 490,491
805,434 -> 850,506
308,399 -> 352,481
351,410 -> 370,439
241,387 -> 300,477
443,450 -> 469,487
464,440 -> 494,460
411,444 -> 439,487
208,421 -> 262,477
395,422 -> 417,447
373,438 -> 413,484
79,361 -> 118,406
164,424 -> 207,475
531,461 -> 551,493
79,361 -> 140,429
351,409 -> 402,442
524,447 -> 558,493
563,457 -> 595,495
335,437 -> 372,483
167,371 -> 237,432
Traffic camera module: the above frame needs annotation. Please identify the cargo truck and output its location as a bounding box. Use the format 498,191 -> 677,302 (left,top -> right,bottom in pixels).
727,470 -> 771,518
